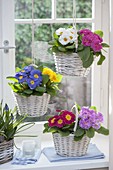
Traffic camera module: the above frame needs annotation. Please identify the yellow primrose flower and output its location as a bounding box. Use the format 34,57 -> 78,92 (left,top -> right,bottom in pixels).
42,68 -> 60,83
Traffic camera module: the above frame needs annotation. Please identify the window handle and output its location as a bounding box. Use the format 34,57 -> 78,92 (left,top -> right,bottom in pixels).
0,40 -> 15,53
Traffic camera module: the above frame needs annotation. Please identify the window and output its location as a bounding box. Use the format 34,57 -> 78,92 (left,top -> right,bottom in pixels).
0,0 -> 109,125
14,0 -> 93,121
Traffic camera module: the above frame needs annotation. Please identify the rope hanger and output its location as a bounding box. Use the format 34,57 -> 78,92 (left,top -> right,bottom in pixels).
73,0 -> 77,52
31,0 -> 35,64
31,0 -> 77,61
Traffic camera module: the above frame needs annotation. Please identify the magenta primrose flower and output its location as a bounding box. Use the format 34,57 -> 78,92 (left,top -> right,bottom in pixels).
55,116 -> 65,128
61,110 -> 75,124
48,115 -> 59,127
79,28 -> 103,52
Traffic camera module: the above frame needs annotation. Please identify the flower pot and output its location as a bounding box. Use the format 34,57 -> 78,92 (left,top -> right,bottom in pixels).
53,52 -> 90,77
53,133 -> 90,157
13,93 -> 50,117
0,139 -> 14,164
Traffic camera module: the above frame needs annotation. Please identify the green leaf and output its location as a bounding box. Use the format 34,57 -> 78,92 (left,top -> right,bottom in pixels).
58,130 -> 70,136
74,128 -> 85,137
53,32 -> 58,39
94,30 -> 103,37
96,126 -> 109,135
24,89 -> 33,95
46,87 -> 56,96
90,106 -> 97,111
58,46 -> 67,52
101,43 -> 110,48
65,44 -> 75,49
56,74 -> 63,82
8,83 -> 20,92
35,86 -> 46,93
6,76 -> 18,83
77,44 -> 84,51
42,74 -> 49,84
86,128 -> 95,138
97,54 -> 105,65
78,47 -> 90,62
82,53 -> 94,68
48,127 -> 58,133
74,134 -> 84,141
16,67 -> 21,72
37,65 -> 43,72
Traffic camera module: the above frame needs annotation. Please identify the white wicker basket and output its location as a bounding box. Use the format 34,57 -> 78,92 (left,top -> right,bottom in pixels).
52,104 -> 90,157
13,93 -> 50,117
0,139 -> 14,164
53,52 -> 90,77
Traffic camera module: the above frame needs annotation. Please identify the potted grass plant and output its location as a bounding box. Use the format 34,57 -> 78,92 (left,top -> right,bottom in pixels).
0,100 -> 34,164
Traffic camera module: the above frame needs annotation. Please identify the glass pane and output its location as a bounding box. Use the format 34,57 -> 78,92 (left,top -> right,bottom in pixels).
15,24 -> 32,68
56,0 -> 92,18
15,23 -> 92,121
15,0 -> 51,19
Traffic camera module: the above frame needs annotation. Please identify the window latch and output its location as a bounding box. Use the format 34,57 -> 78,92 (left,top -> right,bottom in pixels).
0,40 -> 15,53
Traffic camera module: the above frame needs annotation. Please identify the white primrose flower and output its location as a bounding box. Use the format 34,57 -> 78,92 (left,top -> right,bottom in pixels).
68,32 -> 76,43
67,28 -> 76,35
56,28 -> 66,36
59,33 -> 70,45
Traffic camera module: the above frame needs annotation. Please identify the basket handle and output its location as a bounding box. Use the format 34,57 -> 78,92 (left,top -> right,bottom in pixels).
71,103 -> 79,132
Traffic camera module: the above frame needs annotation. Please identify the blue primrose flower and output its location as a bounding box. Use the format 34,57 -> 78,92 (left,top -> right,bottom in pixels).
15,72 -> 27,83
30,69 -> 42,81
21,66 -> 34,73
27,78 -> 42,90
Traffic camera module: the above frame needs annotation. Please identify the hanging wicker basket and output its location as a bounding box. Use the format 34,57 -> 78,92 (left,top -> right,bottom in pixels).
0,139 -> 14,164
13,93 -> 50,117
52,104 -> 90,157
53,52 -> 90,77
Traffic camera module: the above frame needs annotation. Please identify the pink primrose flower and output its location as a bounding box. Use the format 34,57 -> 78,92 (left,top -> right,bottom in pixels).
79,29 -> 92,36
82,34 -> 94,46
93,33 -> 103,43
91,40 -> 102,52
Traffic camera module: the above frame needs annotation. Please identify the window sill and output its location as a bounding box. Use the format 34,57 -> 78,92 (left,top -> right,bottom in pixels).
0,131 -> 109,170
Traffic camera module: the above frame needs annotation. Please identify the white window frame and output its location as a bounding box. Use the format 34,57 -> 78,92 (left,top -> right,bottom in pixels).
0,0 -> 15,108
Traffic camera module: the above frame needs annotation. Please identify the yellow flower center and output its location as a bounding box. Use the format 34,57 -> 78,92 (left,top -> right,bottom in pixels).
51,118 -> 56,124
60,31 -> 63,35
58,119 -> 63,124
70,36 -> 73,39
64,37 -> 68,42
30,80 -> 35,85
65,114 -> 71,121
21,70 -> 25,72
19,76 -> 23,79
34,74 -> 39,78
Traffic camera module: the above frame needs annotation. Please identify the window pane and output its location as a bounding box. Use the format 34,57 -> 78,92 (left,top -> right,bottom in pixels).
15,24 -> 32,68
15,0 -> 51,19
56,0 -> 92,18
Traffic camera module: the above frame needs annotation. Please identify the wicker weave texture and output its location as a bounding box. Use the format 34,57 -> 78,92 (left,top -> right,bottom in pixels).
53,52 -> 90,77
14,93 -> 50,117
53,133 -> 90,157
0,139 -> 14,164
